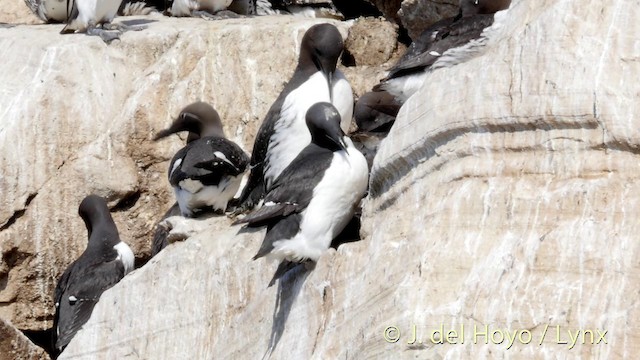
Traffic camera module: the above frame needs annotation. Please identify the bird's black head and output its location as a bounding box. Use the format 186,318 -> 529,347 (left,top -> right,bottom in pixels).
153,102 -> 225,143
460,0 -> 511,17
78,195 -> 116,242
306,102 -> 347,152
299,24 -> 344,94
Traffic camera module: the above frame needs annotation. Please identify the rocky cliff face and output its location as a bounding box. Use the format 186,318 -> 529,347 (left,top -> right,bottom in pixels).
0,13 -> 391,337
2,0 -> 639,358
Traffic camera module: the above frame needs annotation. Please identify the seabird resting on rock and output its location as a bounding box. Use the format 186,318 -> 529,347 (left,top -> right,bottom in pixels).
154,102 -> 250,217
59,0 -> 148,43
236,23 -> 354,212
53,195 -> 134,352
235,102 -> 368,285
355,0 -> 511,132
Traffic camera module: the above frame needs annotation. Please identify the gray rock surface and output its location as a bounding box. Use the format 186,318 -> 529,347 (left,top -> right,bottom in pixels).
57,0 -> 639,359
365,0 -> 458,40
399,0 -> 458,40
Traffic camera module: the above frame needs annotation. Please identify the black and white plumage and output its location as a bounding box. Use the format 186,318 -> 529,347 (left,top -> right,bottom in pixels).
154,102 -> 249,217
260,0 -> 342,19
53,195 -> 134,352
58,0 -> 149,43
354,0 -> 511,132
377,0 -> 512,101
235,102 -> 368,284
23,0 -> 155,23
168,0 -> 254,17
236,23 -> 354,211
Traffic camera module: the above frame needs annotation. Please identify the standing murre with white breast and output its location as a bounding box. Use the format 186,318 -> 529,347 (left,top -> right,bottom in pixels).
23,0 -> 155,23
52,195 -> 134,353
234,102 -> 368,285
58,0 -> 149,43
154,102 -> 250,218
235,23 -> 354,212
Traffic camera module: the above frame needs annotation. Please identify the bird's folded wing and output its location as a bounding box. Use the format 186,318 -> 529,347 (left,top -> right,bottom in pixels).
55,260 -> 125,349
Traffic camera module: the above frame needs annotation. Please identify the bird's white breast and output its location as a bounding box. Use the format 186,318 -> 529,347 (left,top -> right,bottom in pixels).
382,72 -> 429,103
174,175 -> 243,216
270,139 -> 369,262
75,0 -> 121,25
265,70 -> 354,189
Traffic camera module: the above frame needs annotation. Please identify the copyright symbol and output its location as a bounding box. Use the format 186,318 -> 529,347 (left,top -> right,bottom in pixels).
384,326 -> 400,343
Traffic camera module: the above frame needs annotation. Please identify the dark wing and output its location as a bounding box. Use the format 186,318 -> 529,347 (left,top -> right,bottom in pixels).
252,213 -> 303,260
54,260 -> 126,350
151,202 -> 182,257
193,138 -> 249,176
354,91 -> 401,133
235,99 -> 283,210
382,14 -> 495,81
235,145 -> 333,226
169,138 -> 248,187
67,0 -> 79,21
268,260 -> 301,287
236,70 -> 310,211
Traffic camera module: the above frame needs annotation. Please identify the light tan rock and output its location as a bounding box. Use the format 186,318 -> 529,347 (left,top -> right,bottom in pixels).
0,0 -> 41,24
344,17 -> 398,67
0,318 -> 50,360
0,15 -> 351,331
59,0 -> 639,359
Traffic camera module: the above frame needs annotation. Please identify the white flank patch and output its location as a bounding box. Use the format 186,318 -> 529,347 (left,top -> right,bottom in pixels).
382,72 -> 429,103
383,9 -> 509,102
213,151 -> 236,168
430,9 -> 509,71
174,174 -> 244,216
270,137 -> 369,262
170,158 -> 183,178
200,0 -> 233,12
265,70 -> 353,188
114,241 -> 135,275
170,0 -> 197,16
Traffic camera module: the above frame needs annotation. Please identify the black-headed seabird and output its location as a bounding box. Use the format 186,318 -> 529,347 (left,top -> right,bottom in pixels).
235,102 -> 368,285
236,23 -> 354,211
154,102 -> 250,217
355,0 -> 511,132
53,195 -> 134,352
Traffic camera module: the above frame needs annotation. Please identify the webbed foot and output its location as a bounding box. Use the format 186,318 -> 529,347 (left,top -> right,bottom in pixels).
86,26 -> 121,43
